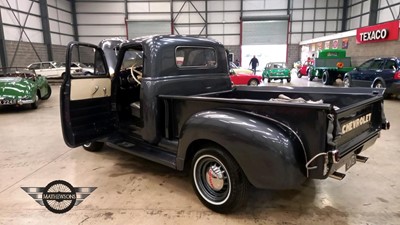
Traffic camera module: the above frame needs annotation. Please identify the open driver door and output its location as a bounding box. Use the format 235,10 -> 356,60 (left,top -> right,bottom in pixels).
60,42 -> 117,148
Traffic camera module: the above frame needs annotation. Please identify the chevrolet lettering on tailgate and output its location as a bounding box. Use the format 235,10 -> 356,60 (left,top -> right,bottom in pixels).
342,113 -> 372,134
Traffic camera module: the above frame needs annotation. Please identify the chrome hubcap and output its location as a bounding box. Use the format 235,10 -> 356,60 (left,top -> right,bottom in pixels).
206,164 -> 225,191
344,78 -> 350,87
83,143 -> 91,148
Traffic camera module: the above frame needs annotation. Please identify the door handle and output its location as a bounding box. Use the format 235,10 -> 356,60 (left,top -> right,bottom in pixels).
103,87 -> 107,96
92,86 -> 99,96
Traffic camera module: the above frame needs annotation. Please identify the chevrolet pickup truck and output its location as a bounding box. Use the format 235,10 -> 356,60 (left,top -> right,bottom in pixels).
60,35 -> 389,213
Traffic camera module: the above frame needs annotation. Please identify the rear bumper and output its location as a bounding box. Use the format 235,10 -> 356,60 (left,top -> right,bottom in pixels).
265,75 -> 290,79
306,132 -> 380,179
328,133 -> 378,175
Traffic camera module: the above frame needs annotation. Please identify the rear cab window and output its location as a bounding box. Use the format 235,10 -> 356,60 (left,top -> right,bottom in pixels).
175,47 -> 217,68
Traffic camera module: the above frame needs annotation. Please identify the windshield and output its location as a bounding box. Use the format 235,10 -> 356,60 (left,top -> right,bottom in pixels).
120,49 -> 143,71
0,68 -> 36,78
229,62 -> 238,69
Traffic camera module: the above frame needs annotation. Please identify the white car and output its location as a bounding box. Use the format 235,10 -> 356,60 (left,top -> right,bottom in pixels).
27,61 -> 66,79
69,62 -> 94,75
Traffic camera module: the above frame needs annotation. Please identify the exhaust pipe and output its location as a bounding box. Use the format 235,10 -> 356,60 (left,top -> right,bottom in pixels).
329,171 -> 346,180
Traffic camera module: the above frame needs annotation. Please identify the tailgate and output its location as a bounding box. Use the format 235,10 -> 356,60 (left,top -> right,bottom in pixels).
335,96 -> 384,155
306,93 -> 388,180
323,95 -> 389,179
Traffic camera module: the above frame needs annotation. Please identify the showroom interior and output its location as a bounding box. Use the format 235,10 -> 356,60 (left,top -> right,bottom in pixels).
0,0 -> 399,224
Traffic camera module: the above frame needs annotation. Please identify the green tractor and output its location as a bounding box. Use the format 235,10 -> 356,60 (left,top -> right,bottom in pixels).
308,49 -> 353,85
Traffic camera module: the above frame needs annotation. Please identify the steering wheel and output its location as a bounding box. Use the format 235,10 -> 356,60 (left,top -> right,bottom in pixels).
130,64 -> 142,85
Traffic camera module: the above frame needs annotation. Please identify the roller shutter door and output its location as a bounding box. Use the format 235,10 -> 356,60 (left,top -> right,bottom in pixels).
242,16 -> 289,72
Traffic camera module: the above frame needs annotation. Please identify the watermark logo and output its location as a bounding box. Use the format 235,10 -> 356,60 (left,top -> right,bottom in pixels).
21,180 -> 96,214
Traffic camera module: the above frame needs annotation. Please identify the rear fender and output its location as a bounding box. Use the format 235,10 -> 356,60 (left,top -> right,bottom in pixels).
177,109 -> 307,189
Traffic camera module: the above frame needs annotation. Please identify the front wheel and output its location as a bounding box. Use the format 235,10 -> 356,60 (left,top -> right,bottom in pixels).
83,142 -> 104,152
191,146 -> 248,213
287,77 -> 291,83
31,94 -> 38,109
248,79 -> 259,86
343,76 -> 351,87
41,85 -> 52,100
297,71 -> 302,78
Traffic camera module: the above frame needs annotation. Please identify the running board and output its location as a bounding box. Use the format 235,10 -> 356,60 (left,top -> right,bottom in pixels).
329,171 -> 346,180
106,139 -> 177,169
356,155 -> 368,163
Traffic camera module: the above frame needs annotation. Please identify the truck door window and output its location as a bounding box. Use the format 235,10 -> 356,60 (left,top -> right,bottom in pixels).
69,45 -> 107,77
176,47 -> 217,68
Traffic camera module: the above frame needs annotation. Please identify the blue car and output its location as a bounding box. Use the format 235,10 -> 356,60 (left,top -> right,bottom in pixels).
344,57 -> 400,96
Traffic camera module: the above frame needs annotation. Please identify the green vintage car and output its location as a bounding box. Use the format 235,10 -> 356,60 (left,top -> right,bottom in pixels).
262,62 -> 291,83
0,68 -> 51,109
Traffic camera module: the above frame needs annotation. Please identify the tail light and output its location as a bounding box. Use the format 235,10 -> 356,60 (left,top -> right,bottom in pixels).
394,71 -> 400,80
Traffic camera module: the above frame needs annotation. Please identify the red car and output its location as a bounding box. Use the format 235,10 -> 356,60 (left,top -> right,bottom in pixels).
297,58 -> 314,78
229,69 -> 262,86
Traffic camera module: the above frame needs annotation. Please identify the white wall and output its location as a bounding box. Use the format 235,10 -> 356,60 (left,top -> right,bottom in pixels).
0,0 -> 43,43
0,0 -> 73,45
76,1 -> 127,44
47,0 -> 74,45
377,0 -> 400,23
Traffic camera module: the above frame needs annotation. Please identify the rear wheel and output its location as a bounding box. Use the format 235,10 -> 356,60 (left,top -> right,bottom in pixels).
248,79 -> 259,86
373,81 -> 389,97
373,81 -> 384,88
191,146 -> 248,213
83,142 -> 104,152
322,71 -> 334,85
287,77 -> 291,83
297,71 -> 302,78
307,69 -> 314,81
41,85 -> 52,100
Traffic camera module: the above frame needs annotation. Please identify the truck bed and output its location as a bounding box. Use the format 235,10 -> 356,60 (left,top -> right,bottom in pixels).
160,86 -> 386,179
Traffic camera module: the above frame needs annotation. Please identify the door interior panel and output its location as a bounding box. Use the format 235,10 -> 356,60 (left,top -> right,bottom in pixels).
71,78 -> 111,100
68,97 -> 116,145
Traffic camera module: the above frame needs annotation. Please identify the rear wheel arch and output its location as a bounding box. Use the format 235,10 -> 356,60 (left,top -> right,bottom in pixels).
184,139 -> 232,171
36,90 -> 41,99
177,110 -> 308,188
372,78 -> 386,88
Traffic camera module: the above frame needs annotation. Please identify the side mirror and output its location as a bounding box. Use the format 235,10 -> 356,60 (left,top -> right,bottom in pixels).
229,69 -> 235,75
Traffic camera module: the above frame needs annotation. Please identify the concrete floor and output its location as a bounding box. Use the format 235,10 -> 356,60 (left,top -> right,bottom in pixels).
0,76 -> 399,225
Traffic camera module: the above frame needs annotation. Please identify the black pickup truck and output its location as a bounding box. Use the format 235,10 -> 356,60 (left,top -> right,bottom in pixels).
60,35 -> 389,213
